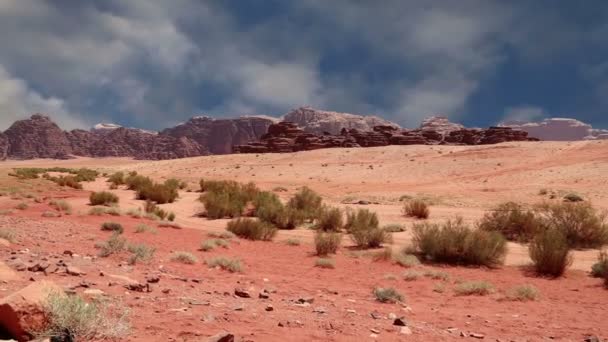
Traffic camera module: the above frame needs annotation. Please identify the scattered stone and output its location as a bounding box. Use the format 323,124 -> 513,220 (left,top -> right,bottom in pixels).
125,283 -> 150,292
162,289 -> 171,294
399,327 -> 413,335
297,296 -> 314,304
265,304 -> 274,312
388,313 -> 397,320
584,336 -> 600,342
370,311 -> 383,319
313,307 -> 327,314
146,275 -> 160,283
393,317 -> 407,326
370,328 -> 380,334
232,303 -> 245,311
234,288 -> 251,298
470,333 -> 485,339
7,259 -> 27,272
207,332 -> 234,342
258,289 -> 270,299
66,266 -> 85,276
346,309 -> 357,314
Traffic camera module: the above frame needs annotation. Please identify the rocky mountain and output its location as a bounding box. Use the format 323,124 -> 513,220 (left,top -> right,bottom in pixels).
499,118 -> 608,141
283,107 -> 399,135
420,116 -> 465,135
161,116 -> 276,154
4,114 -> 74,159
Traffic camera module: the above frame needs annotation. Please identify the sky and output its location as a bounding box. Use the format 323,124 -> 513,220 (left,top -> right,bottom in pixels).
1,0 -> 607,131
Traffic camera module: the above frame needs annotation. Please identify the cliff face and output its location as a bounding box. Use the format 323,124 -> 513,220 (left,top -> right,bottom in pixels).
4,114 -> 73,159
283,107 -> 399,135
161,116 -> 276,154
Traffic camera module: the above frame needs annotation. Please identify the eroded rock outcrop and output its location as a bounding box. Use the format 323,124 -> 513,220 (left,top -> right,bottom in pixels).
420,116 -> 465,135
4,114 -> 73,159
162,116 -> 276,154
283,107 -> 399,135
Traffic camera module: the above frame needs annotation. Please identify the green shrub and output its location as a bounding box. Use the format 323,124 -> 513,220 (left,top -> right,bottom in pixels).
286,186 -> 323,221
97,233 -> 126,257
107,172 -> 125,186
206,256 -> 243,272
454,281 -> 494,296
136,183 -> 178,204
345,208 -> 390,248
314,231 -> 342,256
201,191 -> 245,219
101,222 -> 124,234
478,202 -> 543,242
226,218 -> 277,241
529,228 -> 572,277
167,212 -> 176,222
163,178 -> 184,190
345,208 -> 379,233
38,292 -> 130,340
505,285 -> 539,301
315,258 -> 335,269
89,191 -> 119,206
411,218 -> 507,267
125,174 -> 153,191
403,200 -> 430,219
170,251 -> 197,264
591,250 -> 608,278
373,287 -> 403,303
127,243 -> 155,265
536,202 -> 608,249
315,206 -> 343,232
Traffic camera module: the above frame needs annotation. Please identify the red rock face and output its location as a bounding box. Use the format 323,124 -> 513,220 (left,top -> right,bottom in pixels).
161,116 -> 275,154
4,114 -> 73,159
283,107 -> 400,135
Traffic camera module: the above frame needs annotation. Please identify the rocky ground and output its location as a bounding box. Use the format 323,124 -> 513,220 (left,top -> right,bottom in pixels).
1,140 -> 608,341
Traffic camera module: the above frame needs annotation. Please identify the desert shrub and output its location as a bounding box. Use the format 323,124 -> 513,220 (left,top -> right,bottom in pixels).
344,208 -> 390,248
136,183 -> 178,204
101,222 -> 124,234
201,191 -> 246,219
10,168 -> 42,179
158,221 -> 182,229
163,178 -> 185,191
0,209 -> 13,215
170,251 -> 197,264
529,228 -> 572,277
345,208 -> 379,232
505,285 -> 539,301
127,243 -> 155,265
383,224 -> 406,232
125,208 -> 142,218
563,193 -> 584,202
226,218 -> 277,241
253,191 -> 306,229
423,270 -> 450,281
105,207 -> 121,216
372,246 -> 393,261
134,223 -> 157,234
49,199 -> 72,213
393,254 -> 420,268
42,211 -> 60,218
107,171 -> 125,185
454,281 -> 494,296
285,238 -> 301,246
286,186 -> 323,221
536,202 -> 608,249
590,250 -> 608,278
315,206 -> 343,232
315,258 -> 335,269
478,202 -> 544,242
411,218 -> 507,267
373,287 -> 403,303
125,174 -> 153,191
97,233 -> 126,257
206,256 -> 243,272
15,202 -> 28,210
89,191 -> 119,206
207,231 -> 235,239
0,228 -> 17,242
403,200 -> 430,219
53,175 -> 83,189
403,270 -> 423,281
38,292 -> 130,340
314,231 -> 342,256
200,239 -> 223,251
167,212 -> 176,222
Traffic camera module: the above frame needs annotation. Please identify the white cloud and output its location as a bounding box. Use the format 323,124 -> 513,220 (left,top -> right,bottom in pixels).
501,105 -> 547,123
0,65 -> 88,130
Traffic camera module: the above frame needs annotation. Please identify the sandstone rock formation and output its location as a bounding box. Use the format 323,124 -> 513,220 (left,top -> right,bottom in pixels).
500,118 -> 608,141
420,116 -> 465,135
162,116 -> 276,154
234,121 -> 536,153
0,133 -> 8,161
4,114 -> 73,159
283,107 -> 399,135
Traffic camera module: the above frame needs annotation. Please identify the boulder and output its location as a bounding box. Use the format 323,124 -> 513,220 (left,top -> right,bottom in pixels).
0,281 -> 63,342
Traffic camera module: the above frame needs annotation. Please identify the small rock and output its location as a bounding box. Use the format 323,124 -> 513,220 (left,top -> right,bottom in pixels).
259,289 -> 270,299
234,288 -> 251,298
66,266 -> 85,276
370,328 -> 380,334
146,276 -> 160,283
388,313 -> 397,320
346,309 -> 357,314
393,317 -> 407,326
83,289 -> 105,297
265,304 -> 274,312
232,303 -> 245,311
370,311 -> 383,319
162,289 -> 171,294
297,296 -> 314,304
313,307 -> 327,314
470,332 -> 485,339
584,336 -> 600,342
207,332 -> 234,342
399,327 -> 412,335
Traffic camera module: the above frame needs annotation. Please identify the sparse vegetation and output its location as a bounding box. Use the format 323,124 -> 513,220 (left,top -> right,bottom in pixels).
285,238 -> 301,246
207,231 -> 235,239
107,171 -> 125,186
170,251 -> 197,264
346,208 -> 391,248
206,256 -> 243,272
89,207 -> 108,216
15,202 -> 29,210
38,292 -> 130,340
127,243 -> 156,265
393,253 -> 420,268
423,270 -> 450,281
0,228 -> 17,242
315,206 -> 343,232
134,223 -> 157,234
454,281 -> 494,296
286,186 -> 323,222
403,270 -> 423,281
505,285 -> 539,301
97,233 -> 126,257
383,224 -> 406,233
226,218 -> 277,241
315,258 -> 335,269
314,231 -> 342,256
373,287 -> 403,303
158,221 -> 182,229
199,180 -> 259,219
536,202 -> 608,249
200,239 -> 229,251
529,228 -> 572,277
403,199 -> 430,219
590,250 -> 608,278
42,211 -> 60,218
49,199 -> 72,213
89,191 -> 119,206
101,222 -> 124,234
478,202 -> 543,242
136,183 -> 179,204
411,218 -> 507,267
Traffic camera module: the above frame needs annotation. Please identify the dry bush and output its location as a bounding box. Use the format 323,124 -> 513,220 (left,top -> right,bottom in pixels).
200,239 -> 229,251
136,183 -> 178,204
97,233 -> 126,257
478,202 -> 543,242
37,292 -> 130,340
49,199 -> 72,213
207,231 -> 235,239
226,218 -> 277,241
536,202 -> 608,249
200,191 -> 246,219
424,270 -> 450,281
89,191 -> 119,206
314,231 -> 342,256
315,258 -> 335,269
134,223 -> 157,234
127,243 -> 156,265
403,200 -> 430,219
345,208 -> 379,232
285,238 -> 301,246
591,250 -> 608,278
206,256 -> 243,272
529,228 -> 572,277
383,224 -> 406,233
393,253 -> 420,268
505,285 -> 539,301
15,202 -> 28,210
315,206 -> 343,232
345,208 -> 390,248
403,270 -> 423,281
373,287 -> 403,303
454,281 -> 494,296
101,222 -> 124,234
170,251 -> 197,264
411,218 -> 507,267
125,174 -> 153,191
286,186 -> 323,221
107,171 -> 125,186
42,211 -> 60,218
